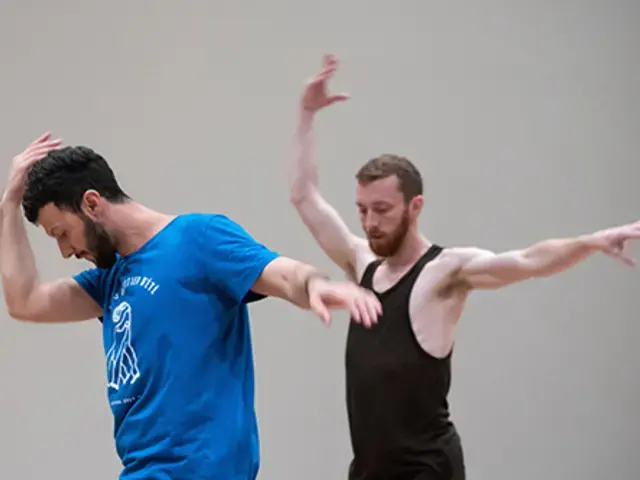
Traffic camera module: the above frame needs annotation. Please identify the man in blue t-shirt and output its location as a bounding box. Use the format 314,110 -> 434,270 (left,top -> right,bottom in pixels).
0,133 -> 382,479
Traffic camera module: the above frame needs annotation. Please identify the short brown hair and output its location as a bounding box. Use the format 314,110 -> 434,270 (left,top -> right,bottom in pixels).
355,154 -> 423,202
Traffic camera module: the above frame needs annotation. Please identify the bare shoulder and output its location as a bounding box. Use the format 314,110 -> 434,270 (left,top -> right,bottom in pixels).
351,236 -> 377,283
443,246 -> 496,264
414,246 -> 495,294
429,246 -> 488,269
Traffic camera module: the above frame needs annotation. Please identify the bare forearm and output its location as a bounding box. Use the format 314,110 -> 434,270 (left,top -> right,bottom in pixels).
521,234 -> 599,277
252,257 -> 327,309
0,199 -> 41,316
279,261 -> 327,309
287,110 -> 361,273
290,109 -> 319,203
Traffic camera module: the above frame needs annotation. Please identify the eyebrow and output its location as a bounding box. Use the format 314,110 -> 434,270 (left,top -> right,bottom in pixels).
355,201 -> 393,209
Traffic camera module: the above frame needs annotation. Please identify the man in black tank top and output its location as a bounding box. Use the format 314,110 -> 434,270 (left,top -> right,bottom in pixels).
288,55 -> 640,480
346,245 -> 465,480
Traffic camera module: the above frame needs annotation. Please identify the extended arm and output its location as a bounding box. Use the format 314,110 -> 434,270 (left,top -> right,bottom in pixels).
290,108 -> 374,282
250,256 -> 328,309
455,222 -> 640,290
199,213 -> 380,327
0,198 -> 102,322
250,256 -> 380,326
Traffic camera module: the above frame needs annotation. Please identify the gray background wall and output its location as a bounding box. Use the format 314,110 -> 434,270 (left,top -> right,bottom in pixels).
0,1 -> 638,479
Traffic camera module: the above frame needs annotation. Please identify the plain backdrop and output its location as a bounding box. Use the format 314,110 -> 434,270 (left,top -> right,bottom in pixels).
0,1 -> 638,479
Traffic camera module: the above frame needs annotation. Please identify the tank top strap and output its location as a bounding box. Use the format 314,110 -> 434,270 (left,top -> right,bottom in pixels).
415,244 -> 444,271
404,244 -> 443,280
359,259 -> 383,288
358,245 -> 443,291
391,244 -> 445,289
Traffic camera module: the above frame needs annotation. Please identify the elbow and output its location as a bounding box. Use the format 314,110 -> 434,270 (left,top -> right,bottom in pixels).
289,190 -> 305,206
518,251 -> 554,279
1,287 -> 29,321
289,185 -> 317,208
7,305 -> 32,322
289,170 -> 319,206
4,292 -> 39,322
289,183 -> 305,205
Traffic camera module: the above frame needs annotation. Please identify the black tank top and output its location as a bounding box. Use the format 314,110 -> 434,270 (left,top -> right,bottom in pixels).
345,244 -> 457,479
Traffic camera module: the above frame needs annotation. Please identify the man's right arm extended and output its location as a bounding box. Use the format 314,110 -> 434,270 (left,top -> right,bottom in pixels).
0,198 -> 102,323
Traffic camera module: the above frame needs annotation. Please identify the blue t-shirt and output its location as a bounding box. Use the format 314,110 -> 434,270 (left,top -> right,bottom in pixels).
73,212 -> 280,479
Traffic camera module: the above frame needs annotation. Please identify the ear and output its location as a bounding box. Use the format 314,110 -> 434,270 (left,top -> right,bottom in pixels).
81,190 -> 102,220
409,195 -> 424,217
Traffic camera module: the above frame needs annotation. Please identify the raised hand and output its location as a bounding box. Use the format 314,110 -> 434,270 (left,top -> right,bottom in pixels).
4,132 -> 62,204
592,220 -> 640,267
301,54 -> 350,113
307,278 -> 382,328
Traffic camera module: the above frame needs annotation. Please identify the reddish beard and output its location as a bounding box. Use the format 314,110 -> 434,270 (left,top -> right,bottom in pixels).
366,208 -> 410,257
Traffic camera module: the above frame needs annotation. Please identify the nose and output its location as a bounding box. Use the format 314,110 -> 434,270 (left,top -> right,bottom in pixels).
363,213 -> 379,231
57,241 -> 74,259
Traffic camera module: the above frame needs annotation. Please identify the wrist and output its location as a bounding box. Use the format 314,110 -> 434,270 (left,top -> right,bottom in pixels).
304,271 -> 329,295
299,106 -> 317,121
576,233 -> 603,250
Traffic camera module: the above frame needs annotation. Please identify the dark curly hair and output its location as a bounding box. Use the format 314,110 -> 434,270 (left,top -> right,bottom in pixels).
22,146 -> 130,224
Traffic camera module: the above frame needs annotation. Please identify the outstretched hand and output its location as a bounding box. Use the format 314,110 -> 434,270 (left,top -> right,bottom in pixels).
4,132 -> 62,204
593,220 -> 640,267
301,54 -> 350,113
307,278 -> 381,328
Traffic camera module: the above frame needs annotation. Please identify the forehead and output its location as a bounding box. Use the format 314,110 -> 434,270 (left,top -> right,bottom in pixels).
356,176 -> 403,203
38,203 -> 81,233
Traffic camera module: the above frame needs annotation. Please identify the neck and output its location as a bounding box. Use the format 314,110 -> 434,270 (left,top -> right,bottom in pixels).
384,228 -> 432,269
103,202 -> 175,257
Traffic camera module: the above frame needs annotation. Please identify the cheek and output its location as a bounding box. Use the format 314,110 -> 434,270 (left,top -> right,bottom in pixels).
71,230 -> 87,248
381,212 -> 400,228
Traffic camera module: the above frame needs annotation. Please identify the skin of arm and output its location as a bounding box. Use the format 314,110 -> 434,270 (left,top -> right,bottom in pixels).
289,109 -> 373,282
454,234 -> 602,290
250,256 -> 329,310
249,256 -> 380,327
0,198 -> 102,323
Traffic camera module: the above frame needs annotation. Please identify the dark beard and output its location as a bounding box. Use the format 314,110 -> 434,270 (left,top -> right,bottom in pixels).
83,216 -> 118,269
367,209 -> 410,257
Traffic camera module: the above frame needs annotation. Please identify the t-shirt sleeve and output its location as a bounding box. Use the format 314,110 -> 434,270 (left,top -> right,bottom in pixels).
199,214 -> 280,304
73,267 -> 108,308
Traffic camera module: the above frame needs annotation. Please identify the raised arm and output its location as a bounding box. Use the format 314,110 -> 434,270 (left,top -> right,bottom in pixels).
289,55 -> 375,282
1,134 -> 103,323
453,221 -> 640,290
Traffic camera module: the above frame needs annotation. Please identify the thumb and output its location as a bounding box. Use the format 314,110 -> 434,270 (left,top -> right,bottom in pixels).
604,244 -> 636,267
309,295 -> 332,326
328,93 -> 350,105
